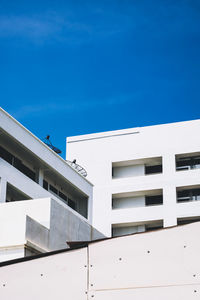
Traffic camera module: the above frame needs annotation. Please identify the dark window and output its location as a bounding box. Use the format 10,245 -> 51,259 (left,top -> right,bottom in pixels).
145,195 -> 163,206
176,156 -> 200,170
177,218 -> 200,225
0,145 -> 13,164
13,156 -> 21,169
146,225 -> 163,231
14,160 -> 36,181
49,185 -> 58,194
43,180 -> 48,190
0,145 -> 36,181
68,198 -> 76,210
59,191 -> 68,202
145,165 -> 162,175
177,188 -> 200,202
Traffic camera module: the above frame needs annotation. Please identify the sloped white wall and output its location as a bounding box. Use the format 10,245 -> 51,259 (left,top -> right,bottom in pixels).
0,222 -> 200,299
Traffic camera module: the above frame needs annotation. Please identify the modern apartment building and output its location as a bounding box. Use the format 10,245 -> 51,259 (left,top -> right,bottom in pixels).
0,107 -> 103,262
67,120 -> 200,237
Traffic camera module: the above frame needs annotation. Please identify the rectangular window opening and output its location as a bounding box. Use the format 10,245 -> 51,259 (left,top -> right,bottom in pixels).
112,157 -> 162,179
176,153 -> 200,171
177,186 -> 200,203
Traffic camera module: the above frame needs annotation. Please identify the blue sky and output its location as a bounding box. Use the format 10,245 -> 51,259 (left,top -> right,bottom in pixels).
1,0 -> 200,157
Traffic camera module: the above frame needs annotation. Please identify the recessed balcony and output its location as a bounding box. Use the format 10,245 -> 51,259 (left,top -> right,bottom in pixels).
177,185 -> 200,203
112,157 -> 162,179
112,189 -> 163,209
176,152 -> 200,171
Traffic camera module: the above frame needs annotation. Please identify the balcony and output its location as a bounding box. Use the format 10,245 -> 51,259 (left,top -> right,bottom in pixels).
112,220 -> 163,237
112,189 -> 163,210
176,153 -> 200,172
112,157 -> 162,179
177,185 -> 200,203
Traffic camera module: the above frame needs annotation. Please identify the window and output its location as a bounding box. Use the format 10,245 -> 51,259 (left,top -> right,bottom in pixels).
112,189 -> 163,209
177,217 -> 200,225
145,165 -> 162,175
43,180 -> 48,190
145,195 -> 163,206
0,145 -> 36,181
0,145 -> 13,164
68,198 -> 76,210
176,153 -> 200,171
177,188 -> 200,202
112,157 -> 162,179
59,191 -> 68,202
49,184 -> 58,195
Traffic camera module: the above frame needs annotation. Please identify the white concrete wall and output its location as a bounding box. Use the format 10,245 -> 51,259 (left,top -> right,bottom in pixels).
67,120 -> 200,236
0,198 -> 51,248
0,157 -> 92,224
0,247 -> 88,300
113,164 -> 144,178
0,107 -> 93,223
0,196 -> 105,262
0,247 -> 24,263
112,196 -> 145,209
0,222 -> 200,299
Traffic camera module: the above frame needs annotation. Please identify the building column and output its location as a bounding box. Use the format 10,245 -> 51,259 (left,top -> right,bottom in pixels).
36,169 -> 44,187
162,154 -> 177,227
163,186 -> 177,228
162,153 -> 176,175
0,177 -> 7,203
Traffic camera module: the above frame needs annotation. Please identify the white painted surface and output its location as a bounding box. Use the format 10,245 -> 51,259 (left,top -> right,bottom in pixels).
0,107 -> 93,223
0,177 -> 7,203
0,247 -> 24,263
0,155 -> 91,223
0,223 -> 200,299
88,222 -> 200,291
67,119 -> 200,236
0,198 -> 51,248
91,286 -> 199,300
112,196 -> 145,209
113,164 -> 144,178
0,248 -> 87,300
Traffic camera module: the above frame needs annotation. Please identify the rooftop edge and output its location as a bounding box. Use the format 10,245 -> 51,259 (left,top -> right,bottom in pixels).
67,118 -> 200,143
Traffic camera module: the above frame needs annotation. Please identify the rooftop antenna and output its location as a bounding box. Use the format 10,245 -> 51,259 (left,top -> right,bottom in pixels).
66,159 -> 87,177
43,135 -> 62,154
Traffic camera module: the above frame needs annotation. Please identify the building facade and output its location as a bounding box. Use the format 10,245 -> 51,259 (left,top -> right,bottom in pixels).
1,105 -> 200,260
0,107 -> 104,262
67,120 -> 200,237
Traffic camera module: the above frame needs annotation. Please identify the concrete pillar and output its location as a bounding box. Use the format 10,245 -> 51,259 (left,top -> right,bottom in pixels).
0,177 -> 7,203
92,188 -> 112,237
162,154 -> 177,228
162,153 -> 176,175
163,186 -> 177,228
87,195 -> 93,225
36,169 -> 44,186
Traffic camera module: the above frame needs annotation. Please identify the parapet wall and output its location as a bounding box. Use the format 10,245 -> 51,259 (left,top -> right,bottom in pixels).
0,222 -> 200,299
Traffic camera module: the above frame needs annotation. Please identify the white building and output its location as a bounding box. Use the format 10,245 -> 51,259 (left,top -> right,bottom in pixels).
1,105 -> 200,261
66,120 -> 200,237
0,107 -> 103,262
